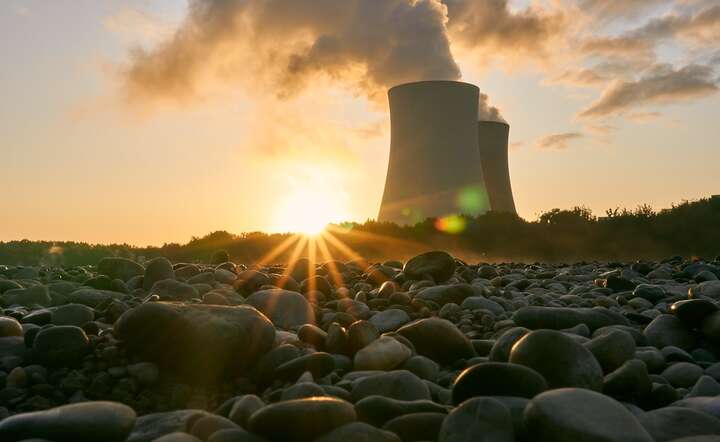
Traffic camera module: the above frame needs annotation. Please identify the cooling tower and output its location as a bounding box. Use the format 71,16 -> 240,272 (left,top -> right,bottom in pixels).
478,121 -> 517,214
378,81 -> 490,225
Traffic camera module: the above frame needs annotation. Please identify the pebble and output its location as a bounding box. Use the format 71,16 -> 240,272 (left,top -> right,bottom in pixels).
245,289 -> 315,329
439,397 -> 514,442
32,325 -> 90,367
451,362 -> 548,404
397,318 -> 475,364
352,370 -> 431,402
354,335 -> 412,371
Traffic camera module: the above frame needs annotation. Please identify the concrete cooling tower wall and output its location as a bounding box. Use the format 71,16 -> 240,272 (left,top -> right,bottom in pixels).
478,121 -> 517,214
378,81 -> 490,225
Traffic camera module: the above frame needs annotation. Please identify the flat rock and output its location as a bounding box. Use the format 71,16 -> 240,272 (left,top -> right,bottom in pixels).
512,306 -> 628,332
414,284 -> 479,306
0,401 -> 135,442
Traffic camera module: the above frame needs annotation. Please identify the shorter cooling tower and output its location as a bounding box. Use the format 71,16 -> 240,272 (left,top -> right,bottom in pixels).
478,121 -> 516,214
378,81 -> 490,225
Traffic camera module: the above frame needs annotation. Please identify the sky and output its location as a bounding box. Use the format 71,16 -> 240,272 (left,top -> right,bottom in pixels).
1,0 -> 719,246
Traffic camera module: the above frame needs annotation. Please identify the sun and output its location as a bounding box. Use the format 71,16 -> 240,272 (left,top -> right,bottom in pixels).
273,186 -> 350,236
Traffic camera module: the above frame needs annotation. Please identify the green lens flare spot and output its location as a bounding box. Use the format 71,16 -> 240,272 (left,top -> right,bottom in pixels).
457,186 -> 489,214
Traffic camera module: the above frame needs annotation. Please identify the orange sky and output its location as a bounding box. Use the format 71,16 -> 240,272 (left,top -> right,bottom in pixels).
1,0 -> 719,245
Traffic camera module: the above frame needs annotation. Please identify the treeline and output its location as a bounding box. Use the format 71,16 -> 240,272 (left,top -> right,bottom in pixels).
2,198 -> 719,266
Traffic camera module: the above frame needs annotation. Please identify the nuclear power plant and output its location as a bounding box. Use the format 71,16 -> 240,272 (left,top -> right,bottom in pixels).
378,80 -> 517,225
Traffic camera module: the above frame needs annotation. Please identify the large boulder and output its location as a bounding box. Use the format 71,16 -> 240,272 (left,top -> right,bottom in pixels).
403,251 -> 456,282
114,302 -> 275,382
398,318 -> 475,364
97,257 -> 144,282
245,289 -> 315,329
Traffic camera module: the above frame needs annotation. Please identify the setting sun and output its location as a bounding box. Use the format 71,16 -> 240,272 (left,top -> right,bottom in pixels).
273,185 -> 350,235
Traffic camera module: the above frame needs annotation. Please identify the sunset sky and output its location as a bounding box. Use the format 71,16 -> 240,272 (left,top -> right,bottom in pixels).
2,0 -> 719,245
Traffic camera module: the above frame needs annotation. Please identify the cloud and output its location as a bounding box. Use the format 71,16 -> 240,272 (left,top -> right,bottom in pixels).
578,0 -> 667,22
122,0 -> 461,103
627,111 -> 662,123
633,4 -> 720,45
444,0 -> 565,56
536,132 -> 583,150
580,63 -> 718,118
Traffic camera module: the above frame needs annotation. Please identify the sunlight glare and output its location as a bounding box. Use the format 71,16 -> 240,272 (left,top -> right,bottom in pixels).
274,185 -> 350,236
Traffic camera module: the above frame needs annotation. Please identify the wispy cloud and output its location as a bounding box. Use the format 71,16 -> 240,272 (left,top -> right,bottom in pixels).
536,132 -> 584,150
580,63 -> 718,118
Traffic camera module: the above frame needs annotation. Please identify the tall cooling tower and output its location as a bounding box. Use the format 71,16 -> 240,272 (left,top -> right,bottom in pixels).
478,121 -> 517,214
378,81 -> 490,225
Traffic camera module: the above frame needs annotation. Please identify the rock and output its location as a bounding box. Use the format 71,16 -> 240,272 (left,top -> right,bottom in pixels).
128,410 -> 212,442
281,382 -> 325,400
645,314 -> 696,351
414,284 -> 478,306
402,355 -> 439,381
143,257 -> 175,291
228,395 -> 265,428
584,329 -> 636,373
439,397 -> 515,442
403,251 -> 456,282
382,412 -> 446,442
51,303 -> 94,326
33,325 -> 90,367
603,359 -> 652,401
208,429 -> 266,442
397,318 -> 475,364
233,270 -> 271,295
461,296 -> 505,315
153,433 -> 202,442
245,289 -> 314,329
127,362 -> 160,386
0,401 -> 135,442
97,258 -> 144,282
452,362 -> 548,404
672,397 -> 720,419
2,286 -> 51,307
633,284 -> 667,303
315,422 -> 400,442
369,309 -> 411,333
512,306 -> 628,332
524,388 -> 653,442
638,407 -> 720,442
348,320 -> 380,353
702,311 -> 720,344
248,397 -> 356,442
354,336 -> 412,371
489,327 -> 530,362
689,281 -> 720,300
150,279 -> 199,302
352,370 -> 431,402
274,352 -> 335,382
688,375 -> 720,397
114,302 -> 275,382
509,329 -> 603,391
671,299 -> 719,327
0,316 -> 22,337
68,289 -> 124,307
189,415 -> 238,441
662,362 -> 704,388
355,395 -> 449,427
297,324 -> 327,349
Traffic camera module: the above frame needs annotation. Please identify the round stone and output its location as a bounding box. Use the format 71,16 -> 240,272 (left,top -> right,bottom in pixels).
248,397 -> 356,442
0,401 -> 136,442
97,257 -> 144,282
509,329 -> 603,391
32,325 -> 90,368
315,422 -> 400,442
670,299 -> 718,327
439,397 -> 514,442
397,318 -> 475,364
452,362 -> 548,404
0,316 -> 23,337
403,251 -> 456,282
524,388 -> 653,442
369,309 -> 411,333
661,362 -> 704,388
638,406 -> 720,442
489,327 -> 530,362
245,289 -> 315,329
51,304 -> 94,327
354,336 -> 412,371
644,314 -> 696,351
143,257 -> 175,291
355,395 -> 448,427
352,370 -> 431,402
584,329 -> 636,373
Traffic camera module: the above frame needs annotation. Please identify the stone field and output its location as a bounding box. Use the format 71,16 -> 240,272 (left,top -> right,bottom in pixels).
0,251 -> 720,441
